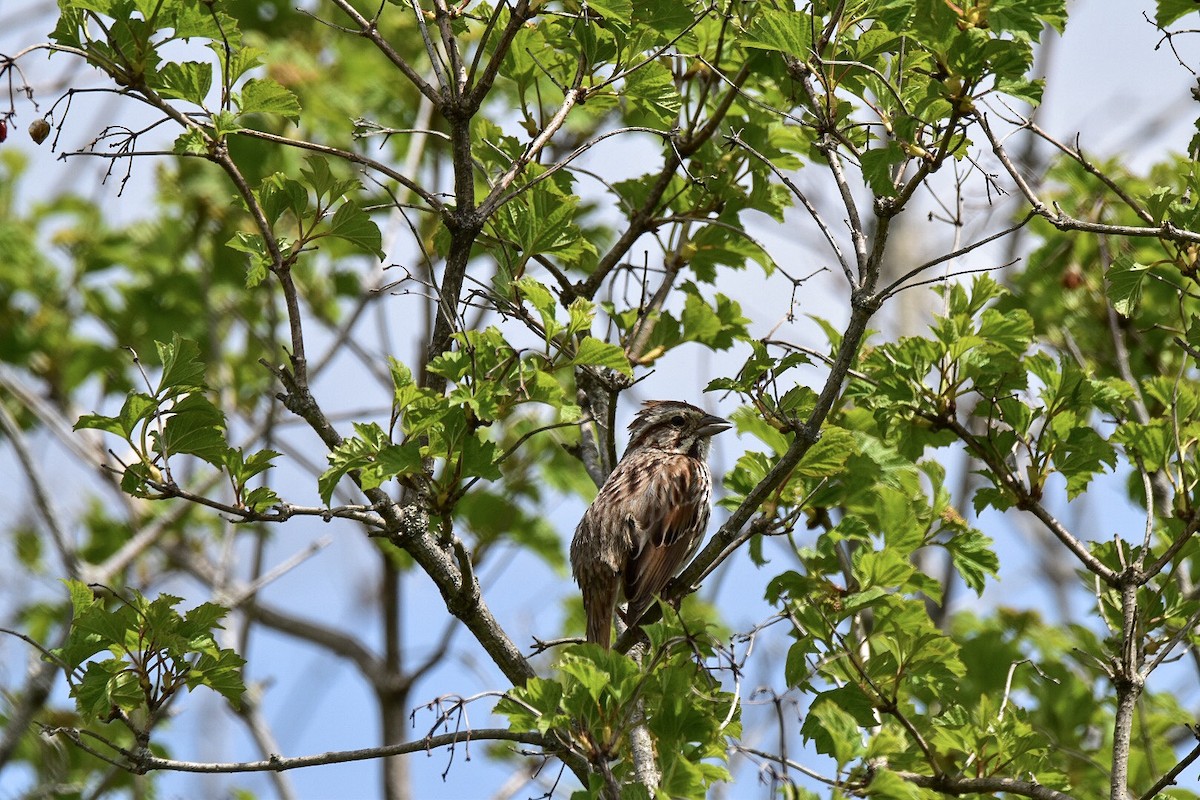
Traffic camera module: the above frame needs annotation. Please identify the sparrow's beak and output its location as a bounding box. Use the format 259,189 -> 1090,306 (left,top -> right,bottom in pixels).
695,414 -> 733,437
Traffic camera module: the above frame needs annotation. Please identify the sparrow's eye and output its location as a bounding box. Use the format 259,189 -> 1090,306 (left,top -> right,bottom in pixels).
670,414 -> 685,427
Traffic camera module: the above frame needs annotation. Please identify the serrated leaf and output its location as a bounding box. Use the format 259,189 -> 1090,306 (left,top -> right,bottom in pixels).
173,128 -> 209,155
1156,0 -> 1199,27
118,393 -> 157,438
585,0 -> 631,25
854,548 -> 916,590
156,335 -> 207,392
326,201 -> 384,259
243,486 -> 280,512
944,529 -> 999,594
226,231 -> 271,286
259,174 -> 308,225
1106,255 -> 1149,317
211,110 -> 244,137
795,426 -> 855,478
800,699 -> 865,769
209,42 -> 264,83
632,0 -> 695,40
572,336 -> 633,376
153,61 -> 213,105
74,412 -> 128,438
158,393 -> 227,463
319,424 -> 388,504
459,435 -> 502,481
180,602 -> 228,640
188,650 -> 247,709
300,156 -> 338,200
866,770 -> 925,799
784,639 -> 816,687
625,60 -> 682,129
744,9 -> 815,54
76,660 -> 141,716
376,442 -> 424,480
860,143 -> 905,197
566,297 -> 595,336
237,78 -> 301,122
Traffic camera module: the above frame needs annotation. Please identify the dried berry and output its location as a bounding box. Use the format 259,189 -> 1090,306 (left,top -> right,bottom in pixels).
28,118 -> 51,145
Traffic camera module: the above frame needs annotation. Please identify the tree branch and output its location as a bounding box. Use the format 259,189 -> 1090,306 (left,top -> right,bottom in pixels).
125,728 -> 546,774
979,113 -> 1200,245
326,0 -> 440,103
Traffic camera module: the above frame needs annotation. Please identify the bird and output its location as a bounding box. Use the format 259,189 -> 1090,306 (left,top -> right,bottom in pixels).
570,400 -> 731,649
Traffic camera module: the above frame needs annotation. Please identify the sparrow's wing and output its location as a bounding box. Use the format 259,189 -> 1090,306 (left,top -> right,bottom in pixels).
622,455 -> 711,621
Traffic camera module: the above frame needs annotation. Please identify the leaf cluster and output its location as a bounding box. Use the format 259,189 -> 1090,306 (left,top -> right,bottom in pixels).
52,580 -> 245,722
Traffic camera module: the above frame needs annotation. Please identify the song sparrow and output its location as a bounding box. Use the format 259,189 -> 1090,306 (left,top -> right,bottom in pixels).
570,400 -> 731,648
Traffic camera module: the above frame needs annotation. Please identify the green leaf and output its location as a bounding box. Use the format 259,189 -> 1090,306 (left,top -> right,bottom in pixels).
865,770 -> 925,799
1112,420 -> 1173,473
854,548 -> 915,590
300,156 -> 354,201
224,447 -> 282,485
688,222 -> 777,279
994,74 -> 1044,105
158,393 -> 227,463
800,699 -> 865,769
680,286 -> 749,350
211,110 -> 244,137
363,442 -> 424,491
625,60 -> 682,129
326,201 -> 384,259
173,128 -> 209,155
153,61 -> 213,104
226,231 -> 272,286
237,78 -> 301,122
566,297 -> 595,336
1156,0 -> 1199,27
784,640 -> 813,688
795,426 -> 855,478
744,9 -> 815,55
459,435 -> 502,481
156,335 -> 207,392
860,143 -> 905,198
76,660 -> 141,716
943,529 -> 999,594
187,649 -> 247,709
1106,255 -> 1150,317
632,0 -> 695,41
180,602 -> 229,641
585,0 -> 631,25
490,171 -> 596,265
572,336 -> 633,376
117,393 -> 157,438
243,486 -> 281,512
209,42 -> 265,84
259,174 -> 308,225
1053,423 -> 1116,499
74,412 -> 128,438
319,422 -> 389,504
168,2 -> 228,39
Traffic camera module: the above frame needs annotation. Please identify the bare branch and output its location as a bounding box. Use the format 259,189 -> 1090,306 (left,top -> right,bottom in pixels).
894,770 -> 1079,800
878,212 -> 1036,298
979,113 -> 1200,246
326,0 -> 440,103
725,128 -> 854,285
122,729 -> 547,774
1138,729 -> 1200,800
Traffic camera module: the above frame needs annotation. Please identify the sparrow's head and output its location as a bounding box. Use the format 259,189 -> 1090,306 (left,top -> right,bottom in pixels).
625,400 -> 731,458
